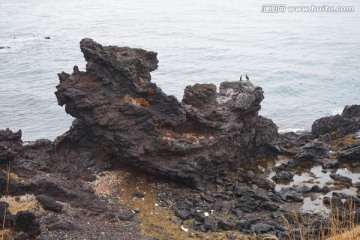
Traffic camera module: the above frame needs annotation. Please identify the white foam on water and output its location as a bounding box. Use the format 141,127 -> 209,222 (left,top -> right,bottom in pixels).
278,128 -> 306,134
331,107 -> 343,116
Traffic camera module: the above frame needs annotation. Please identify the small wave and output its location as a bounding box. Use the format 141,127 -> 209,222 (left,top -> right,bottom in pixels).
331,107 -> 343,116
278,128 -> 306,134
0,35 -> 51,53
0,46 -> 11,53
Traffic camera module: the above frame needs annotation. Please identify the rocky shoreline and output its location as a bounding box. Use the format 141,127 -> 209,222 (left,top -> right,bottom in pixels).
0,39 -> 359,239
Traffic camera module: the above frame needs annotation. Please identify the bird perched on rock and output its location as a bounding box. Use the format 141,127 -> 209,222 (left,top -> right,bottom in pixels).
246,74 -> 249,80
240,75 -> 242,81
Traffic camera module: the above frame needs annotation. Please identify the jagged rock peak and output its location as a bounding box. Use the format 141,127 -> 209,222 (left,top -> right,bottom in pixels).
54,38 -> 278,187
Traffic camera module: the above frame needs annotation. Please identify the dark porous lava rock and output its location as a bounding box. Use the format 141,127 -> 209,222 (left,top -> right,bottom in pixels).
321,159 -> 339,169
47,220 -> 78,231
312,105 -> 360,138
329,173 -> 352,187
14,211 -> 41,238
53,38 -> 279,187
36,194 -> 63,213
272,171 -> 294,183
338,142 -> 360,161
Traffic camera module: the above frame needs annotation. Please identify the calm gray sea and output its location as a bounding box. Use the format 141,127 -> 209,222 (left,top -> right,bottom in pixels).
0,0 -> 359,140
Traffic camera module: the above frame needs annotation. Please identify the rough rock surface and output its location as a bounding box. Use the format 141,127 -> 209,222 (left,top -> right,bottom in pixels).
312,105 -> 360,137
271,171 -> 294,183
54,38 -> 278,187
14,211 -> 41,239
36,194 -> 63,213
338,142 -> 360,161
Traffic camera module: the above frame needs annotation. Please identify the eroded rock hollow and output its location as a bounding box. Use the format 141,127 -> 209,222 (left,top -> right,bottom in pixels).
54,38 -> 278,187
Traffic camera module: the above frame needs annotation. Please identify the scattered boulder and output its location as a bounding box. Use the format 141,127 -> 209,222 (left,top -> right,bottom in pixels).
132,192 -> 145,198
202,217 -> 218,231
114,211 -> 136,221
236,195 -> 260,212
233,185 -> 255,197
47,220 -> 78,231
14,211 -> 41,238
173,198 -> 193,220
259,201 -> 279,211
329,173 -> 352,188
200,193 -> 216,203
36,194 -> 63,213
235,218 -> 252,231
246,171 -> 275,191
321,159 -> 339,169
250,222 -> 274,233
271,171 -> 294,183
218,218 -> 235,230
287,140 -> 330,169
44,215 -> 60,225
338,142 -> 360,161
285,194 -> 304,203
312,105 -> 360,138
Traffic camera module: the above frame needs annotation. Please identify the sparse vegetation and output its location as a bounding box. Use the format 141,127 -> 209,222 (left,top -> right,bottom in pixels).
277,197 -> 359,240
0,162 -> 39,240
332,134 -> 357,150
1,162 -> 13,240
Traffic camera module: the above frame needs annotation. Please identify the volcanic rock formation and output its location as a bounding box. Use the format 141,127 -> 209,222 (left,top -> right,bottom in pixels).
2,38 -> 360,239
54,38 -> 279,187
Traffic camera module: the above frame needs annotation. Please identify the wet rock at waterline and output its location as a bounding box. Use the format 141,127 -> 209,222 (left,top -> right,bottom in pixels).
271,171 -> 294,183
329,173 -> 352,188
312,104 -> 360,138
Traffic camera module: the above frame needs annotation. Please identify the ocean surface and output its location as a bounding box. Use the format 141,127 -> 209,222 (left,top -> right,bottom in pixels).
0,0 -> 359,141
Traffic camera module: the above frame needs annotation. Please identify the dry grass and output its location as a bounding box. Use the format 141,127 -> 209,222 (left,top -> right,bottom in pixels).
0,171 -> 20,182
0,195 -> 39,215
1,162 -> 13,240
302,179 -> 320,184
0,230 -> 12,240
327,226 -> 360,240
277,197 -> 359,240
328,197 -> 357,238
0,163 -> 39,240
332,134 -> 357,149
